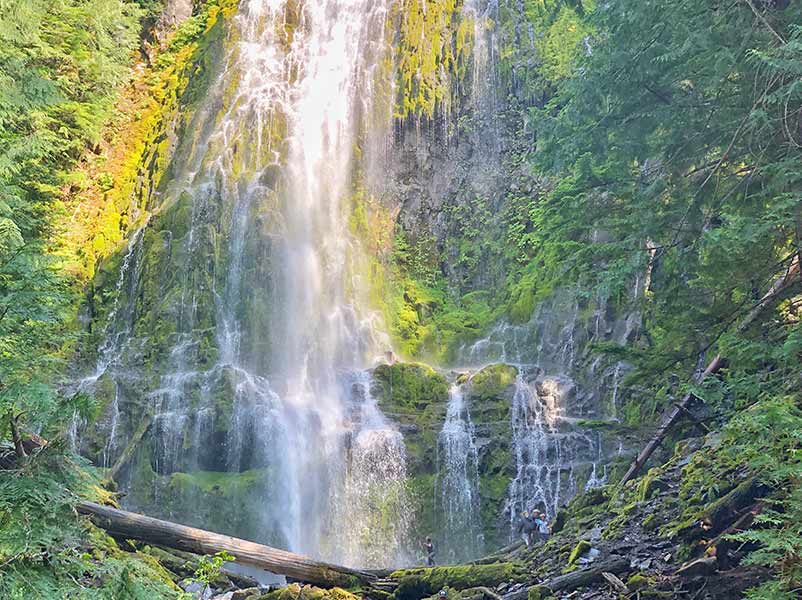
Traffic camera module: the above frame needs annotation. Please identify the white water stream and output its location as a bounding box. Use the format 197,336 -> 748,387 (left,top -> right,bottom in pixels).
438,384 -> 483,562
85,0 -> 411,568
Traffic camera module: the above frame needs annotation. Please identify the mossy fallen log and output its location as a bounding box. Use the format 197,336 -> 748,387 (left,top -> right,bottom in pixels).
503,557 -> 630,600
390,564 -> 524,600
77,501 -> 372,588
678,477 -> 766,542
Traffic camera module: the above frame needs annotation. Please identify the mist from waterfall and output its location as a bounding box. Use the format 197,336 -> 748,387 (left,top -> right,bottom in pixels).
82,0 -> 414,568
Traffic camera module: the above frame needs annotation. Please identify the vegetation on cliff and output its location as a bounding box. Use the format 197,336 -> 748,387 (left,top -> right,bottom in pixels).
2,0 -> 802,598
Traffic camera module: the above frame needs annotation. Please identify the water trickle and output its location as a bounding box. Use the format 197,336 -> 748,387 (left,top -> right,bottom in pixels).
70,221 -> 149,455
437,384 -> 483,562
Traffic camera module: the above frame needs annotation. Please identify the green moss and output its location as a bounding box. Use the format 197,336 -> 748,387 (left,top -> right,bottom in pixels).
392,0 -> 473,119
372,362 -> 450,412
567,540 -> 591,566
642,514 -> 658,531
469,364 -> 518,401
626,574 -> 650,591
391,564 -> 525,599
637,468 -> 663,502
527,587 -> 551,600
168,469 -> 266,496
478,472 -> 512,548
260,583 -> 361,600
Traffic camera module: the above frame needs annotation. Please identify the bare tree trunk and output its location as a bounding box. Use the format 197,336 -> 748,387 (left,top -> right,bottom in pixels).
9,413 -> 27,459
620,255 -> 801,486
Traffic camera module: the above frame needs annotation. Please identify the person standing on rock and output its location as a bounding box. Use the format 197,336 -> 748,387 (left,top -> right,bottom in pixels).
518,511 -> 537,547
422,536 -> 436,566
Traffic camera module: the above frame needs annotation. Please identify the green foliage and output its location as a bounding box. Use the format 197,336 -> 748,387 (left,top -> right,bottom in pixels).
193,550 -> 234,586
528,0 -> 802,393
662,398 -> 802,597
383,224 -> 501,363
0,0 -> 144,444
0,446 -> 182,598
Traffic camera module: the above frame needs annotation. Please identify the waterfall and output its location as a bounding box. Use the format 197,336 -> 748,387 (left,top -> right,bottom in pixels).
329,371 -> 412,568
437,384 -> 483,563
69,221 -> 148,454
507,370 -> 603,521
455,287 -> 628,534
84,0 -> 413,568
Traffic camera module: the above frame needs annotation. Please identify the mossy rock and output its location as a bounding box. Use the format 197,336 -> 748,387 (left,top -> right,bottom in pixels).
468,364 -> 517,401
390,564 -> 524,600
567,540 -> 591,566
637,468 -> 669,502
526,587 -> 553,600
372,363 -> 449,412
259,583 -> 360,600
570,486 -> 608,510
626,573 -> 650,591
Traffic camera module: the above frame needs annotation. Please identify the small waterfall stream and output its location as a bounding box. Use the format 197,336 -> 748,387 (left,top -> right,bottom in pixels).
437,384 -> 483,562
451,287 -> 632,534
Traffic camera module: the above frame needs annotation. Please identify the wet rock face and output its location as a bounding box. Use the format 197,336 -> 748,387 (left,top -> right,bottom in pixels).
534,375 -> 576,424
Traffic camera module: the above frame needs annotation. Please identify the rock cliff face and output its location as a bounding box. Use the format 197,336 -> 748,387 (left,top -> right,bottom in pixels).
75,0 -> 639,568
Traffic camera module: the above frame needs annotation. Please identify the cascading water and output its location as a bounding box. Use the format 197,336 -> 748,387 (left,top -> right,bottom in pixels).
329,372 -> 413,568
507,370 -> 605,521
84,0 -> 413,568
455,288 -> 631,533
437,384 -> 483,563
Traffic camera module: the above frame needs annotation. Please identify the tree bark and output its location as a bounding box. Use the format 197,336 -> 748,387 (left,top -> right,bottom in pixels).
503,557 -> 630,600
76,501 -> 375,588
9,413 -> 27,459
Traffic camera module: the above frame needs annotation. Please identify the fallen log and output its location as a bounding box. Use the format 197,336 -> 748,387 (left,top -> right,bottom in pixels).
76,501 -> 374,588
541,557 -> 630,593
503,557 -> 630,600
620,254 -> 800,486
619,356 -> 725,486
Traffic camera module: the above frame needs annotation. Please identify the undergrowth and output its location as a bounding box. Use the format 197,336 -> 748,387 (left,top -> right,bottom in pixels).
0,444 -> 183,599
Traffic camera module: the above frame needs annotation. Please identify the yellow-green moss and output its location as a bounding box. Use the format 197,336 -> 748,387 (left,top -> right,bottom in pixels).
391,563 -> 525,600
469,364 -> 517,400
261,584 -> 361,600
626,573 -> 650,591
392,0 -> 474,119
567,540 -> 591,566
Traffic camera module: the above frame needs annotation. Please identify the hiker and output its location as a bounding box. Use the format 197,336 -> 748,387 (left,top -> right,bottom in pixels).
422,536 -> 436,566
438,590 -> 448,600
534,511 -> 550,543
517,511 -> 537,547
